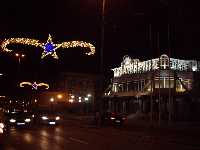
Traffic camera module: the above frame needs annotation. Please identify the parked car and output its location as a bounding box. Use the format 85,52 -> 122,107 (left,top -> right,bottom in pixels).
0,110 -> 6,142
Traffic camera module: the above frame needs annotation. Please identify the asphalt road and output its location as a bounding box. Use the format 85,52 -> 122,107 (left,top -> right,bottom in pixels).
0,120 -> 200,150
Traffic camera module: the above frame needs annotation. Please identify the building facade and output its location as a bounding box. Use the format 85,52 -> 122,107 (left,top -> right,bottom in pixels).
103,54 -> 200,121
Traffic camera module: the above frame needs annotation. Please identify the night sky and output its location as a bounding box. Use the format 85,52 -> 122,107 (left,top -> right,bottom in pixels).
0,0 -> 200,93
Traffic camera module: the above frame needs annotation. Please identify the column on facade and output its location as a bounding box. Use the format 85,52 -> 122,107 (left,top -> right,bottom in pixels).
127,82 -> 129,92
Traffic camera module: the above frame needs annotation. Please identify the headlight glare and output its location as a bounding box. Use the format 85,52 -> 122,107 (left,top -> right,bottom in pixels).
0,123 -> 4,128
10,119 -> 16,123
56,116 -> 60,120
25,118 -> 31,122
42,116 -> 48,120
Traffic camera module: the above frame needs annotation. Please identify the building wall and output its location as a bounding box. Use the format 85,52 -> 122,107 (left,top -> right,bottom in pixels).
104,54 -> 200,122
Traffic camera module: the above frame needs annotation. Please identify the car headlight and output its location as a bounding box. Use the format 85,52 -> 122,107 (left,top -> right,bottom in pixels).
25,118 -> 31,122
0,123 -> 4,129
110,117 -> 115,120
42,116 -> 48,120
0,128 -> 3,134
10,119 -> 16,123
55,116 -> 60,120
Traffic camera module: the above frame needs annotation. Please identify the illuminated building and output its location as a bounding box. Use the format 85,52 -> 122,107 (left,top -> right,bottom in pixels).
104,54 -> 200,121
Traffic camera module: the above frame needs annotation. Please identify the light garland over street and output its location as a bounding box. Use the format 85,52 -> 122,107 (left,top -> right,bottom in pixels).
1,34 -> 95,59
20,81 -> 49,90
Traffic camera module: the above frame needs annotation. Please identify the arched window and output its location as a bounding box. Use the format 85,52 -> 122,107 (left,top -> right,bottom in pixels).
159,54 -> 169,69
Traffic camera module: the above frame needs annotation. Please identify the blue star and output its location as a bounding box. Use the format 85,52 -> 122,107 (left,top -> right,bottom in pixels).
44,42 -> 55,53
41,34 -> 60,59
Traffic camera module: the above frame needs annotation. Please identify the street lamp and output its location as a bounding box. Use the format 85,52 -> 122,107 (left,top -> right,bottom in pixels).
50,98 -> 54,102
15,53 -> 25,77
50,97 -> 54,111
15,53 -> 25,65
57,94 -> 63,99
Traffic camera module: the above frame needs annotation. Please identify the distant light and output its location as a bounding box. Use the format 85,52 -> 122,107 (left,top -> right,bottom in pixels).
57,94 -> 63,99
78,97 -> 82,100
84,97 -> 89,101
71,95 -> 75,99
22,54 -> 25,57
34,99 -> 37,103
87,94 -> 92,97
55,116 -> 60,120
78,99 -> 82,103
50,98 -> 54,102
69,99 -> 74,103
192,66 -> 197,71
15,53 -> 19,57
0,73 -> 3,76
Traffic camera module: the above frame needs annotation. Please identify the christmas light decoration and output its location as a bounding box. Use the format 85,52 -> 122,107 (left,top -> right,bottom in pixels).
20,81 -> 49,90
112,54 -> 200,77
1,34 -> 95,59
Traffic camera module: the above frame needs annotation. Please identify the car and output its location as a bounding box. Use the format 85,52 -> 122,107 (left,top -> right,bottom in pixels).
0,110 -> 6,142
101,112 -> 127,126
5,110 -> 33,128
36,109 -> 61,125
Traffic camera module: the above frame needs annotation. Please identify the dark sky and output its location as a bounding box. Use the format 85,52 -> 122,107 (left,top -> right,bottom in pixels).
0,0 -> 200,93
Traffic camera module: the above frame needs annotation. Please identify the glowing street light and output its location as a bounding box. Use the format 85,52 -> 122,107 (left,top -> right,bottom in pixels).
50,98 -> 54,102
15,53 -> 25,64
57,94 -> 63,99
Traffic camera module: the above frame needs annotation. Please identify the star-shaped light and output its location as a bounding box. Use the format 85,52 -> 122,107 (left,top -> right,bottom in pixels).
1,34 -> 96,59
41,34 -> 61,59
32,82 -> 38,90
20,81 -> 49,90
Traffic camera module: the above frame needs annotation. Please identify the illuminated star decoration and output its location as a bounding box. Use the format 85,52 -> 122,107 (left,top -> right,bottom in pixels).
1,34 -> 95,59
20,82 -> 49,90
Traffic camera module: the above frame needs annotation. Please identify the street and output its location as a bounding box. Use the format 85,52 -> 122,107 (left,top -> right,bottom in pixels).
1,120 -> 200,150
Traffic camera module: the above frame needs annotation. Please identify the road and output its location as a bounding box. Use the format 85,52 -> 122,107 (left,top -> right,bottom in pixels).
0,120 -> 200,150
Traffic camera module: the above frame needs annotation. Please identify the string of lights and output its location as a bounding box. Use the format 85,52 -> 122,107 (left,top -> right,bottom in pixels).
1,34 -> 95,59
20,81 -> 49,90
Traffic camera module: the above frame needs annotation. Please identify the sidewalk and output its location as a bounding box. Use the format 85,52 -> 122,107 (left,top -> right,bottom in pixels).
124,118 -> 200,135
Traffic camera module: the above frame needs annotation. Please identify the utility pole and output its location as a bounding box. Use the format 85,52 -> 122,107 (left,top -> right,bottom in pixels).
158,32 -> 161,125
149,24 -> 154,124
168,24 -> 172,125
97,0 -> 106,113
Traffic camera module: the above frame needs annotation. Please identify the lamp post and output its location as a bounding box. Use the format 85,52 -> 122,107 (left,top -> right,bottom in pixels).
50,97 -> 54,111
96,0 -> 106,115
15,53 -> 25,78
